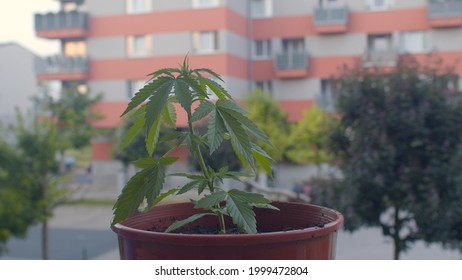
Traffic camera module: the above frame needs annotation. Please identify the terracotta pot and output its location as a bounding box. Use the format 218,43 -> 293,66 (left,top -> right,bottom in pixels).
113,201 -> 344,259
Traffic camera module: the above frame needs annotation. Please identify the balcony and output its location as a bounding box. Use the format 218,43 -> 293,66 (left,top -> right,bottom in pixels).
35,55 -> 88,81
34,10 -> 88,39
427,0 -> 462,28
313,6 -> 349,34
275,51 -> 310,79
362,49 -> 398,67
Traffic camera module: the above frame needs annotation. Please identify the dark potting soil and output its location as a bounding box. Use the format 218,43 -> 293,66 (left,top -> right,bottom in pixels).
147,223 -> 324,235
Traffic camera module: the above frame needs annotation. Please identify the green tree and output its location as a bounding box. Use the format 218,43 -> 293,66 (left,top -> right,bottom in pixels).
34,84 -> 102,168
329,54 -> 462,259
0,112 -> 63,258
286,105 -> 336,165
245,89 -> 290,163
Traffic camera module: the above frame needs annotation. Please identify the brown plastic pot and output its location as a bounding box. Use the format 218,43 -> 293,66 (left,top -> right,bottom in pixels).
112,201 -> 344,259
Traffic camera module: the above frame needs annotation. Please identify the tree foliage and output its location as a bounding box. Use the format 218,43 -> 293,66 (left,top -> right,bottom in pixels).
286,105 -> 336,165
0,112 -> 63,254
328,54 -> 462,259
245,89 -> 289,163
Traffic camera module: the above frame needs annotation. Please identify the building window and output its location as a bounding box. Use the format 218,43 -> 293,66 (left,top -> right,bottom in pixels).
64,40 -> 86,57
255,80 -> 273,94
250,0 -> 272,18
320,80 -> 335,112
127,35 -> 152,57
192,0 -> 219,8
400,31 -> 427,54
367,0 -> 393,11
319,0 -> 343,8
253,39 -> 272,59
127,0 -> 151,14
367,34 -> 393,51
192,31 -> 218,54
127,80 -> 146,100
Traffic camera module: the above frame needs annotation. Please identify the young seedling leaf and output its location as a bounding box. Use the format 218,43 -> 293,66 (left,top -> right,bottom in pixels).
194,190 -> 227,210
122,114 -> 145,148
145,166 -> 166,208
226,191 -> 257,234
228,189 -> 271,204
191,100 -> 215,122
144,78 -> 174,130
165,213 -> 216,233
174,79 -> 193,115
162,101 -> 177,127
199,77 -> 232,100
132,157 -> 158,169
146,118 -> 161,157
194,68 -> 224,82
207,109 -> 226,154
146,187 -> 178,210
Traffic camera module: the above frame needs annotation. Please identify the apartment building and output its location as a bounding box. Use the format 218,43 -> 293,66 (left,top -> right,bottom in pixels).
0,42 -> 41,125
34,0 -> 462,169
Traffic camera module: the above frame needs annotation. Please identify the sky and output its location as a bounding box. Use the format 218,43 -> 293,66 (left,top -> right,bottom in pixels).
0,0 -> 60,56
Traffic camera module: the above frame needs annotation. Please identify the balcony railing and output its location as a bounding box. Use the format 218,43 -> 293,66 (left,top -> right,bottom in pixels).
275,51 -> 309,78
313,6 -> 349,26
35,55 -> 88,80
362,49 -> 398,67
35,11 -> 88,37
428,0 -> 462,19
427,0 -> 462,27
275,51 -> 309,71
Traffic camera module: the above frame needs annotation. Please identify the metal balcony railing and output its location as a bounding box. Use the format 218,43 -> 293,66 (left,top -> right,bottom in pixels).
34,10 -> 88,32
313,6 -> 349,25
362,49 -> 399,66
35,55 -> 88,75
275,51 -> 309,70
427,0 -> 462,19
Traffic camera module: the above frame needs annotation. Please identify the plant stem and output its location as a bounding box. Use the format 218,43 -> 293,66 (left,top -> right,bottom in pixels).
188,119 -> 227,234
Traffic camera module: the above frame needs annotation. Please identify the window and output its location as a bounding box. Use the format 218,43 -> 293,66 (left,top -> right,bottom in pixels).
127,80 -> 146,100
255,81 -> 273,94
251,0 -> 272,18
367,34 -> 393,51
127,35 -> 152,57
192,0 -> 219,8
320,80 -> 335,112
192,31 -> 218,53
253,39 -> 272,59
64,41 -> 86,57
319,0 -> 343,8
400,31 -> 427,54
282,38 -> 305,52
367,0 -> 393,10
127,0 -> 151,14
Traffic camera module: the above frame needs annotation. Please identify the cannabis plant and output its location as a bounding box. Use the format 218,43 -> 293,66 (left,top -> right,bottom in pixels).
111,58 -> 276,234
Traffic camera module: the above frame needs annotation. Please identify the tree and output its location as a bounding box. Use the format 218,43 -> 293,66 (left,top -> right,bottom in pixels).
0,112 -> 63,259
245,89 -> 290,163
286,105 -> 336,165
34,84 -> 102,169
328,54 -> 462,259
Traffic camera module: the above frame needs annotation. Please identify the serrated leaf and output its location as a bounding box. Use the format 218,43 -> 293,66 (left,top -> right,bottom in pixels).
146,188 -> 178,210
250,203 -> 279,211
182,75 -> 208,99
165,213 -> 216,233
199,77 -> 231,100
122,114 -> 145,148
191,100 -> 215,122
252,143 -> 273,177
162,101 -> 177,127
226,192 -> 257,234
144,78 -> 174,130
132,157 -> 158,168
169,172 -> 206,180
218,109 -> 254,166
174,79 -> 193,115
194,68 -> 224,82
228,189 -> 271,204
112,166 -> 163,226
194,190 -> 227,210
197,180 -> 209,195
145,166 -> 166,208
121,77 -> 172,117
218,100 -> 272,146
158,156 -> 179,166
147,68 -> 180,79
207,109 -> 226,154
177,180 -> 202,195
146,118 -> 161,157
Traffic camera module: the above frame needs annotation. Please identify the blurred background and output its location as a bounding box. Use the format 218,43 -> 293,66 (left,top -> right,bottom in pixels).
1,0 -> 462,260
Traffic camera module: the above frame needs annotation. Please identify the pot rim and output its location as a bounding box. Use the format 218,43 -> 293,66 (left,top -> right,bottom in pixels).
113,201 -> 344,246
